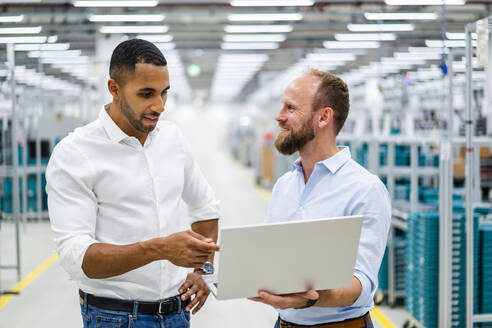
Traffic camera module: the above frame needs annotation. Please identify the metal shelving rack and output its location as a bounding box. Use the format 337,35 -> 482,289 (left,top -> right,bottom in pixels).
0,43 -> 51,293
464,15 -> 492,328
340,38 -> 492,326
0,43 -> 22,292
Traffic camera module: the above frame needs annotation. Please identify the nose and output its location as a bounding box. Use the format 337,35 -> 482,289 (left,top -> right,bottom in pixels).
151,96 -> 166,113
275,108 -> 286,123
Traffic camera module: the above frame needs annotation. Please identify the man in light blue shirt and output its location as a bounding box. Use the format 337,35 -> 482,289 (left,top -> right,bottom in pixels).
250,69 -> 391,327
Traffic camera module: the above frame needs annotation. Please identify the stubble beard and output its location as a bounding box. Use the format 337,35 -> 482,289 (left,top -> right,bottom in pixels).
120,95 -> 156,134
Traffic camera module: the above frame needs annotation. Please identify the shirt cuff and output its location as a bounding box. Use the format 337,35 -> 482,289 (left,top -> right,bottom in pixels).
352,270 -> 374,307
188,198 -> 221,224
57,234 -> 96,281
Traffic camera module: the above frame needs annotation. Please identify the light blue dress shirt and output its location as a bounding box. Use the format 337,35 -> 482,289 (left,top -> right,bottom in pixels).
266,147 -> 391,325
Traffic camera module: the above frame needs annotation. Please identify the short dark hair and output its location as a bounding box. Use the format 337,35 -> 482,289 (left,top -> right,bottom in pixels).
109,38 -> 167,84
309,69 -> 350,135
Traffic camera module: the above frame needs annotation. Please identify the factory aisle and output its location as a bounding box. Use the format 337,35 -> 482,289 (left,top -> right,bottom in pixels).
0,105 -> 398,327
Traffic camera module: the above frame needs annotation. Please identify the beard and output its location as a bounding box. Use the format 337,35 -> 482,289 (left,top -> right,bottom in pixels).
120,95 -> 158,134
274,115 -> 315,155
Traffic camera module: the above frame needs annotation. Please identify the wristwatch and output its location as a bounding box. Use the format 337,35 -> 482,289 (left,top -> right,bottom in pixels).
194,261 -> 214,275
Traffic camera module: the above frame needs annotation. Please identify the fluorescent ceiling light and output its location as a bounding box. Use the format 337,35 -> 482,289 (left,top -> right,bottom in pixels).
217,63 -> 264,69
41,57 -> 89,64
446,32 -> 477,40
53,63 -> 88,69
5,0 -> 41,2
228,13 -> 303,21
0,36 -> 47,43
218,54 -> 269,62
155,42 -> 176,50
231,0 -> 314,6
28,50 -> 82,58
136,34 -> 173,42
221,42 -> 279,50
99,25 -> 169,34
53,66 -> 89,73
15,43 -> 70,51
216,66 -> 263,71
408,46 -> 448,53
364,12 -> 437,20
381,57 -> 425,64
370,61 -> 411,68
347,23 -> 414,32
394,52 -> 441,60
425,39 -> 477,48
74,1 -> 158,7
224,25 -> 293,33
0,15 -> 24,23
323,41 -> 379,49
0,26 -> 42,34
223,34 -> 286,42
89,14 -> 165,22
306,53 -> 356,61
47,36 -> 58,43
385,0 -> 465,4
334,33 -> 396,41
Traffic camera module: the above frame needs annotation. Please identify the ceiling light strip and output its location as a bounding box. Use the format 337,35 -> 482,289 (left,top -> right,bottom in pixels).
228,13 -> 303,21
230,0 -> 313,6
74,1 -> 158,7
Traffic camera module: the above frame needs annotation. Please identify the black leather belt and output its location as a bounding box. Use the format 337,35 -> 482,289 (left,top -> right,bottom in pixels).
79,289 -> 190,315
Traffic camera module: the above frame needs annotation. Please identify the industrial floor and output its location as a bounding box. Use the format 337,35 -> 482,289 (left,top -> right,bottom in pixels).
0,105 -> 411,327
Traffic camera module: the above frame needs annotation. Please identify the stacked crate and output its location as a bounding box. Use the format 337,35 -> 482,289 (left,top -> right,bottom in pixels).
479,222 -> 492,327
378,248 -> 388,292
405,211 -> 480,327
394,235 -> 406,294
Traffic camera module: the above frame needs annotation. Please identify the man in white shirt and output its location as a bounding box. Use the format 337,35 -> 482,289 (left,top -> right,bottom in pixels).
46,38 -> 220,328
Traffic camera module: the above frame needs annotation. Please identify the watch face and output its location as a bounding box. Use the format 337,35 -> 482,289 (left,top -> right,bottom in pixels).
203,261 -> 214,275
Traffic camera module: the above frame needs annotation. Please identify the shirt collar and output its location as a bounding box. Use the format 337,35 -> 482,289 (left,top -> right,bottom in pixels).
99,105 -> 160,144
292,146 -> 352,174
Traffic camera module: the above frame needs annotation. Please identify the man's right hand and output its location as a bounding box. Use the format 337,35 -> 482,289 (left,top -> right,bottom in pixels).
156,230 -> 219,268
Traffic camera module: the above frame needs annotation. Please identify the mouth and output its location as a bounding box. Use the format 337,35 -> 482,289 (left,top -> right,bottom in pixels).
143,115 -> 159,124
279,126 -> 291,134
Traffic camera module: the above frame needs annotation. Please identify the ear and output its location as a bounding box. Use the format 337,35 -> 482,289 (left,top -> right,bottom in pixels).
107,79 -> 120,100
317,107 -> 334,128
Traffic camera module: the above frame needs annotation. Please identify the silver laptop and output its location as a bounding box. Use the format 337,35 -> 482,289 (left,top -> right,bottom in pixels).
203,215 -> 363,300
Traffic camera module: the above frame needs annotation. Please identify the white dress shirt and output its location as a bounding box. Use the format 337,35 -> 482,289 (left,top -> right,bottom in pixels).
266,147 -> 391,325
46,108 -> 220,301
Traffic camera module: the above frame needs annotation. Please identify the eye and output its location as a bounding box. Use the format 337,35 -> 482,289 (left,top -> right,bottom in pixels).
140,92 -> 152,98
287,104 -> 295,111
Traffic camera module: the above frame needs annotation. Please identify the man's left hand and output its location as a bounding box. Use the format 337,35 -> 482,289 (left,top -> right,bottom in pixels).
249,289 -> 319,310
178,272 -> 211,314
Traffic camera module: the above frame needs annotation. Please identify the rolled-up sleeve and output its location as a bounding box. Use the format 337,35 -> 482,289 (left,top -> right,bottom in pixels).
349,179 -> 391,306
46,140 -> 98,281
179,133 -> 220,224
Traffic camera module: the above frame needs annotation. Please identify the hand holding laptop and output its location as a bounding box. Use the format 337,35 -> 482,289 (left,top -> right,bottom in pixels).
249,289 -> 319,309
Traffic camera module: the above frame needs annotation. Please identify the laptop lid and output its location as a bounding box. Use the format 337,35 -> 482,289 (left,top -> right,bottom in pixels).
213,215 -> 363,300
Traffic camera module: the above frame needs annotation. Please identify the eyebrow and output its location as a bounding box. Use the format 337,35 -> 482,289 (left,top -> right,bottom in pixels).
138,86 -> 170,93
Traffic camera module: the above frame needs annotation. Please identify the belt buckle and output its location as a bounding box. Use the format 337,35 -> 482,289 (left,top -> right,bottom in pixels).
158,299 -> 173,314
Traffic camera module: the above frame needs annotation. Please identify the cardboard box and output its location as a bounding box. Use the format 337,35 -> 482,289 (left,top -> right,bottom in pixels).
261,146 -> 274,184
480,146 -> 491,158
459,146 -> 491,159
453,158 -> 465,179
